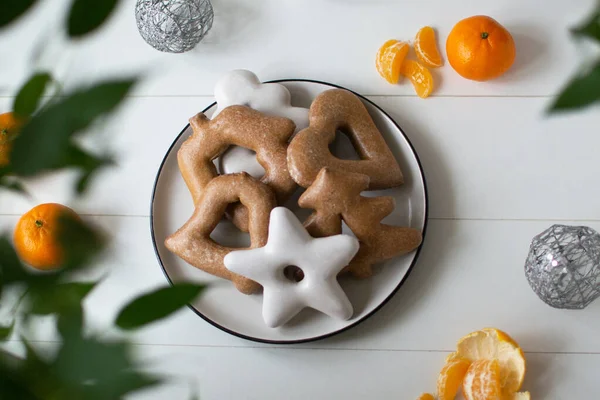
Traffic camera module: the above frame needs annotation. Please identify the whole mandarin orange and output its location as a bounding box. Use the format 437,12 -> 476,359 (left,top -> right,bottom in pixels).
14,203 -> 81,270
0,112 -> 25,166
446,15 -> 516,81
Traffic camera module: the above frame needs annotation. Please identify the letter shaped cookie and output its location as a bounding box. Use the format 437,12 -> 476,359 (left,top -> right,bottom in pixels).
165,173 -> 276,294
178,105 -> 297,232
299,168 -> 422,278
287,89 -> 403,189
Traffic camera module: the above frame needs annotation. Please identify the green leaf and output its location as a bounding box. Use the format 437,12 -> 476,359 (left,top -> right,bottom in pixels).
57,214 -> 106,271
29,282 -> 96,316
57,303 -> 84,340
0,0 -> 38,28
55,337 -> 131,384
0,319 -> 15,341
54,336 -> 161,398
0,348 -> 39,400
0,235 -> 65,296
13,73 -> 53,117
549,61 -> 600,112
65,144 -> 113,194
189,384 -> 200,400
67,0 -> 120,38
22,336 -> 45,368
572,10 -> 600,41
115,283 -> 206,330
98,371 -> 162,399
11,78 -> 135,177
0,177 -> 29,196
21,336 -> 74,398
0,237 -> 28,285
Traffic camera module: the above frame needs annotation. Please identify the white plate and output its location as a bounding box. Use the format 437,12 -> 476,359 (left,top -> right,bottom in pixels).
150,80 -> 428,344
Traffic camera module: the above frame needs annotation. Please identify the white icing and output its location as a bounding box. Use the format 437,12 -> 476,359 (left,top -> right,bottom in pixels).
224,207 -> 358,328
213,70 -> 309,178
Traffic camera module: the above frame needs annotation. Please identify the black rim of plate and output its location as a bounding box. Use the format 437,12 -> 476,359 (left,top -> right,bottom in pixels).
149,79 -> 429,345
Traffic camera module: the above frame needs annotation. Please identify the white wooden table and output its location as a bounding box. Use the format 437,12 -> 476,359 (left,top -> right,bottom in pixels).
2,0 -> 600,398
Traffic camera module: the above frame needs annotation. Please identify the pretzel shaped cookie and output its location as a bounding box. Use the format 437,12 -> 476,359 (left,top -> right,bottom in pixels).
214,70 -> 310,178
299,168 -> 422,278
165,173 -> 276,294
287,89 -> 403,189
179,105 -> 297,231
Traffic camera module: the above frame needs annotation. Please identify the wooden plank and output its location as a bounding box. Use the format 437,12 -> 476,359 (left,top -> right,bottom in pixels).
0,0 -> 595,96
373,95 -> 600,221
3,217 -> 600,354
0,96 -> 598,221
128,349 -> 600,400
2,341 -> 596,399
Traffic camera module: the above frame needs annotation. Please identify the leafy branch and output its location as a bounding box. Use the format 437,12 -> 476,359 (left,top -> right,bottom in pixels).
0,1 -> 206,399
10,77 -> 135,193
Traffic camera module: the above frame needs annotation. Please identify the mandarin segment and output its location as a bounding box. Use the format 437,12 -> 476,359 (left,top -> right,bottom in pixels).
401,60 -> 434,98
376,39 -> 410,84
437,358 -> 471,400
414,26 -> 443,68
416,393 -> 435,400
463,359 -> 503,400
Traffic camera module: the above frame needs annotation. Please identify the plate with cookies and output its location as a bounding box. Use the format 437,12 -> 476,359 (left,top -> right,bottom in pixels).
151,70 -> 428,344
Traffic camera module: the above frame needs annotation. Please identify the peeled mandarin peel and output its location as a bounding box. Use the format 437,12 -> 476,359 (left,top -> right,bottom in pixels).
414,26 -> 443,68
423,329 -> 527,400
456,328 -> 526,394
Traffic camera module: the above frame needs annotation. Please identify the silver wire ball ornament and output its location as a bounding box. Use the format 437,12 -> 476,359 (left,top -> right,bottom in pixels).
525,225 -> 600,309
135,0 -> 214,53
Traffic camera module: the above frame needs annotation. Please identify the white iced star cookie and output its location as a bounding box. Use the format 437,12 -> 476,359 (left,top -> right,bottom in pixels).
213,70 -> 309,178
224,207 -> 359,328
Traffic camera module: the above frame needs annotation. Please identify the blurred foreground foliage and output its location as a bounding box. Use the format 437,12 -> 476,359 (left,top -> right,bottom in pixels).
549,3 -> 600,112
0,1 -> 204,398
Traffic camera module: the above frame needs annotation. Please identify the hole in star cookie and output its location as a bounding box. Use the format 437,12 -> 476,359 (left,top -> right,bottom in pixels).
283,265 -> 305,283
329,129 -> 361,161
218,146 -> 266,179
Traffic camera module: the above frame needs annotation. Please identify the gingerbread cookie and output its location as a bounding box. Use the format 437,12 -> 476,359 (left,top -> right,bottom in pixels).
213,70 -> 309,178
224,207 -> 358,327
299,168 -> 422,278
165,173 -> 276,294
287,89 -> 403,189
179,105 -> 297,232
